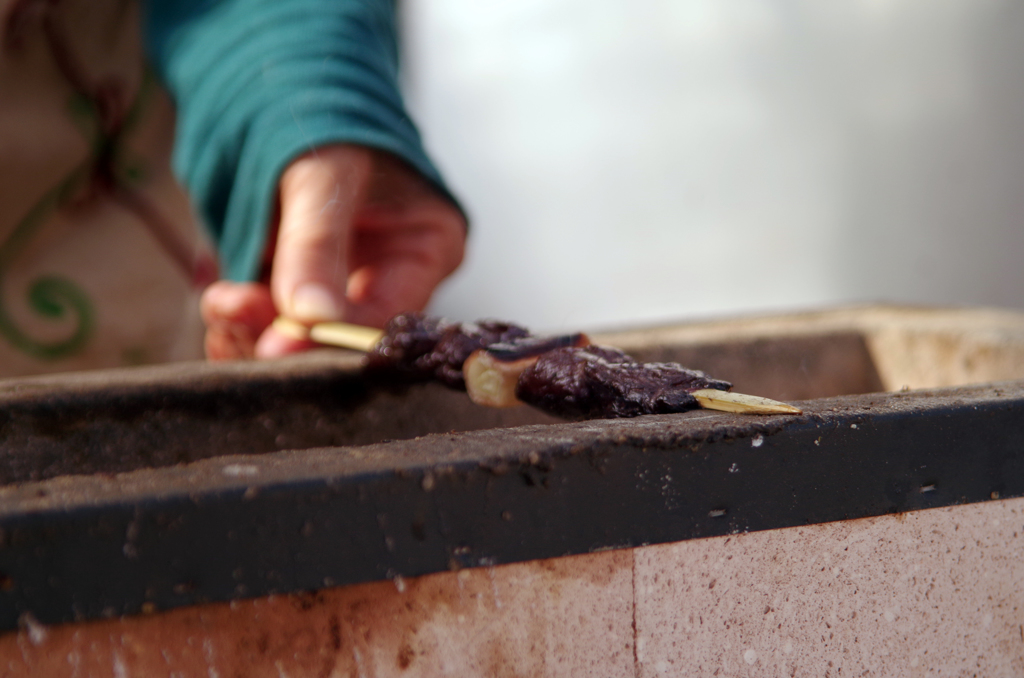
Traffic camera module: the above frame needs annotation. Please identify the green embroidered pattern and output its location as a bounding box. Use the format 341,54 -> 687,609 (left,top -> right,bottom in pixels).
0,165 -> 95,360
0,66 -> 156,361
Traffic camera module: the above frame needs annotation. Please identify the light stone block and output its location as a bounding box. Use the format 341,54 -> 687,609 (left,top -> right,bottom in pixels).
634,497 -> 1024,677
4,497 -> 1024,676
0,549 -> 634,677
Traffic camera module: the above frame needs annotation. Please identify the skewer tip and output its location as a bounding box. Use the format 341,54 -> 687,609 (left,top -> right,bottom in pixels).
272,317 -> 384,352
691,389 -> 803,415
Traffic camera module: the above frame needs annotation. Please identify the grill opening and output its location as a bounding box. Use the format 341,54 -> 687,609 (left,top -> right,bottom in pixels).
0,330 -> 882,486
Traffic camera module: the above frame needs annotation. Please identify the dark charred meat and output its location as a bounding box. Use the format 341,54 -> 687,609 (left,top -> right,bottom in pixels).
365,313 -> 734,420
463,333 -> 591,409
515,345 -> 732,420
364,312 -> 530,388
485,333 -> 589,361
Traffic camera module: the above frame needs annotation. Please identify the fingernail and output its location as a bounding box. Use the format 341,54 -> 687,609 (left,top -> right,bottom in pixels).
290,283 -> 343,323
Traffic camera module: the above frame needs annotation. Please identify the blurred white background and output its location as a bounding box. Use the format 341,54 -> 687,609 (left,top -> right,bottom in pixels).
400,0 -> 1024,333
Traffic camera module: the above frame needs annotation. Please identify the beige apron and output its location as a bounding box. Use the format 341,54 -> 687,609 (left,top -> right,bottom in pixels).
0,0 -> 212,378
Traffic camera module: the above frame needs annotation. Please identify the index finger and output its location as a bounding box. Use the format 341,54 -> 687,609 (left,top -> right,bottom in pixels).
271,145 -> 372,324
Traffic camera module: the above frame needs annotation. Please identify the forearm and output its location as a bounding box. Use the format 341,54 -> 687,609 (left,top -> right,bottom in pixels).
142,0 -> 455,281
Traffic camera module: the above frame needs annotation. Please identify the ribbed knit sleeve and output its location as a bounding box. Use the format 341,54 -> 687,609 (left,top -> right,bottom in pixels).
143,0 -> 453,281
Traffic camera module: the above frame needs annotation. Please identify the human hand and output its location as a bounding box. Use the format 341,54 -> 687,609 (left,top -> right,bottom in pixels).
201,145 -> 466,360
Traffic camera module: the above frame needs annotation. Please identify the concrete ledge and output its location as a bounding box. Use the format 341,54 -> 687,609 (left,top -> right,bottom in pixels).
2,497 -> 1021,676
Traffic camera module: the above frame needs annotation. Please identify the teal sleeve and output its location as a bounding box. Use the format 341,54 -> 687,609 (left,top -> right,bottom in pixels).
143,0 -> 455,281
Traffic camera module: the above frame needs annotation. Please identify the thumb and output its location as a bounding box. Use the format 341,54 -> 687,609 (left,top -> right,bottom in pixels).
270,146 -> 373,324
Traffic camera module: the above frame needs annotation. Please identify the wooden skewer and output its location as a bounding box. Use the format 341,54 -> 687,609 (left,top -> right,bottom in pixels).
272,317 -> 383,351
272,317 -> 803,416
690,389 -> 803,415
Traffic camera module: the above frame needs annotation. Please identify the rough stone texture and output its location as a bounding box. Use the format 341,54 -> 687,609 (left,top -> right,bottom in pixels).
0,549 -> 634,677
634,497 -> 1024,677
3,498 -> 1024,676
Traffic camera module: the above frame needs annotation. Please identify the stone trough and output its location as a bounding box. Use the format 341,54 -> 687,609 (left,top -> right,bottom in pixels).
1,305 -> 1023,676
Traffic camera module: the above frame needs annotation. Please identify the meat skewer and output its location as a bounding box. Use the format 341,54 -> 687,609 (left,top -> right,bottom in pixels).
273,313 -> 802,417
